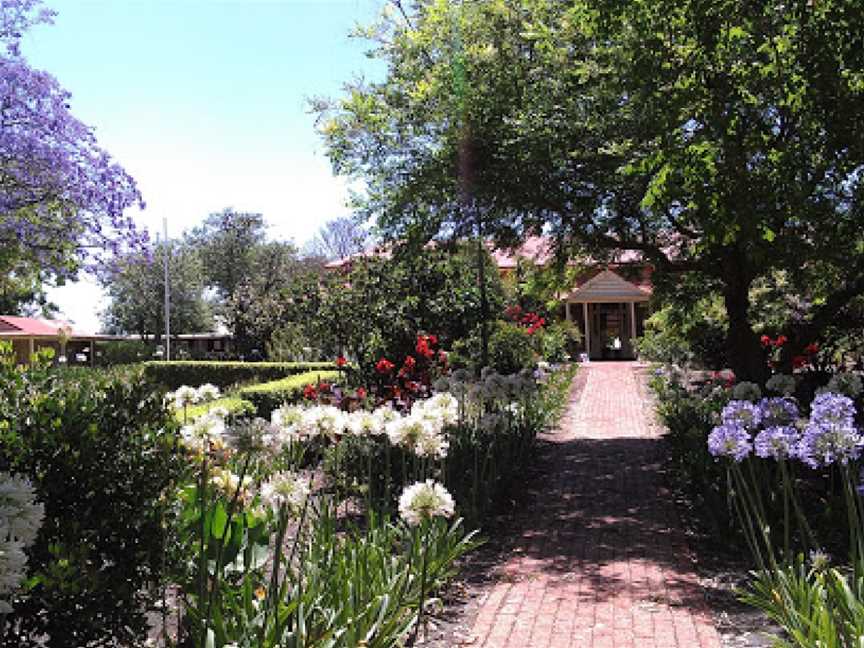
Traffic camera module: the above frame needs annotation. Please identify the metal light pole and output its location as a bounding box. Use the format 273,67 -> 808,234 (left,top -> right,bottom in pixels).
163,217 -> 171,361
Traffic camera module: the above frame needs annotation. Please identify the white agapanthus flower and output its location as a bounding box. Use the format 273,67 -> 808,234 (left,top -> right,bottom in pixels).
398,480 -> 455,527
421,392 -> 459,426
196,383 -> 221,402
172,385 -> 201,409
260,471 -> 310,514
0,473 -> 45,610
303,405 -> 347,441
386,414 -> 434,450
347,410 -> 381,437
0,473 -> 45,547
372,404 -> 400,428
209,467 -> 253,500
180,413 -> 226,452
413,427 -> 449,459
268,405 -> 305,449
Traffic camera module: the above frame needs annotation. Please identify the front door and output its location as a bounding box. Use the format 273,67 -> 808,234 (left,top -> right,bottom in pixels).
589,303 -> 632,359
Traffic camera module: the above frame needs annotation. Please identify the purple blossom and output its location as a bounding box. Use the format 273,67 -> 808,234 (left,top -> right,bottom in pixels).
754,426 -> 800,460
1,1 -> 145,277
721,400 -> 762,431
708,424 -> 752,461
757,397 -> 799,428
796,393 -> 861,468
810,392 -> 857,428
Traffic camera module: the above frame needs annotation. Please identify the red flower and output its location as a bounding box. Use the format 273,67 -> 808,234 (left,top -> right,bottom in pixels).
427,334 -> 438,346
403,355 -> 417,370
792,355 -> 808,369
406,381 -> 420,392
356,387 -> 367,399
760,335 -> 772,347
804,342 -> 819,355
303,384 -> 317,400
438,350 -> 448,366
375,358 -> 395,374
318,382 -> 332,393
416,337 -> 434,359
774,335 -> 788,346
335,356 -> 348,368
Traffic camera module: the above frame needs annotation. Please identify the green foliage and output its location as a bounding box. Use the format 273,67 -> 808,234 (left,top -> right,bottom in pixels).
100,239 -> 214,338
238,370 -> 341,417
301,243 -> 506,383
95,339 -> 153,365
636,300 -> 728,369
0,345 -> 184,647
453,320 -> 536,374
537,320 -> 581,363
143,361 -> 336,391
319,0 -> 864,381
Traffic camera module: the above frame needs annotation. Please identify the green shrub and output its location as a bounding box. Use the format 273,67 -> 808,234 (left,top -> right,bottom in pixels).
537,320 -> 581,362
143,360 -> 335,390
238,370 -> 341,417
96,339 -> 154,365
0,345 -> 184,648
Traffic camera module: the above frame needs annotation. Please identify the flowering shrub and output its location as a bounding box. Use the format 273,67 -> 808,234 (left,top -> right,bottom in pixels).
0,347 -> 185,648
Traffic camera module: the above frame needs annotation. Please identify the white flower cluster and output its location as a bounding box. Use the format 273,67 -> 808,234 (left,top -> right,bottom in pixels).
179,408 -> 227,453
268,395 -> 460,460
0,473 -> 45,613
398,480 -> 455,527
166,383 -> 221,410
260,471 -> 310,515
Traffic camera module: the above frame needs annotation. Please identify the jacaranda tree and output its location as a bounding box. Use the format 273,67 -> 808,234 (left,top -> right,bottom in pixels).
0,0 -> 145,310
318,0 -> 864,381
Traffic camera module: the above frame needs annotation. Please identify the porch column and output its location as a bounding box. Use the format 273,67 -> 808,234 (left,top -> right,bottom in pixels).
565,301 -> 571,322
90,339 -> 96,367
629,302 -> 637,341
582,302 -> 591,358
28,337 -> 34,362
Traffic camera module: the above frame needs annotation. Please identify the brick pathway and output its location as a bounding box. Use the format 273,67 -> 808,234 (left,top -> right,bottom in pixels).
468,362 -> 722,648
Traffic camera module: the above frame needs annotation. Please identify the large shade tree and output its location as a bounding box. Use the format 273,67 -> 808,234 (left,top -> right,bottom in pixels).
1,0 -> 146,312
318,0 -> 864,380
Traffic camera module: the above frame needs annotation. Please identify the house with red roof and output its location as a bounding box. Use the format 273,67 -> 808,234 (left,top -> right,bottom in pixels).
0,316 -> 111,365
326,236 -> 653,360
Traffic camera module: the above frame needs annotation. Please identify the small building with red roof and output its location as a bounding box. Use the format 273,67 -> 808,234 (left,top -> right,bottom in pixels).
0,316 -> 111,365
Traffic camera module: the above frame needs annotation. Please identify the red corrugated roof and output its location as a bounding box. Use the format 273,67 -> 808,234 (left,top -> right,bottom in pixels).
0,316 -> 93,338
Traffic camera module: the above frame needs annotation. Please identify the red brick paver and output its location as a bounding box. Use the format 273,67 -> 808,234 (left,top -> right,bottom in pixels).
469,362 -> 721,648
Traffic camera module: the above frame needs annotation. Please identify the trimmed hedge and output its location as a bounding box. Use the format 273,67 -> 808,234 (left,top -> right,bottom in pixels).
238,370 -> 341,417
143,361 -> 336,390
176,396 -> 256,423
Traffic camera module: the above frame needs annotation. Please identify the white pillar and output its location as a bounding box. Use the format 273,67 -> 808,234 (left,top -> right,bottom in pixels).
583,303 -> 591,358
629,302 -> 637,341
28,337 -> 34,362
565,301 -> 571,322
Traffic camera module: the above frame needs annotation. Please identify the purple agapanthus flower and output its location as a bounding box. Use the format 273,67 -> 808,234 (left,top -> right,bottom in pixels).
810,392 -> 857,428
796,399 -> 861,469
721,400 -> 762,431
757,397 -> 799,428
708,424 -> 752,461
754,426 -> 800,460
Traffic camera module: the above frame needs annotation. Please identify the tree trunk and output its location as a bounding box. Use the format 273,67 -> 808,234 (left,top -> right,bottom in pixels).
723,263 -> 766,383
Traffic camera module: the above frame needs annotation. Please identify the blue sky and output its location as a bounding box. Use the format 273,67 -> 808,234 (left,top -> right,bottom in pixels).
20,0 -> 385,331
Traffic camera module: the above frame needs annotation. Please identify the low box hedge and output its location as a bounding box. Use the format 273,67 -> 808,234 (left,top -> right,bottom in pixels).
238,370 -> 341,417
175,396 -> 256,423
143,361 -> 336,390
